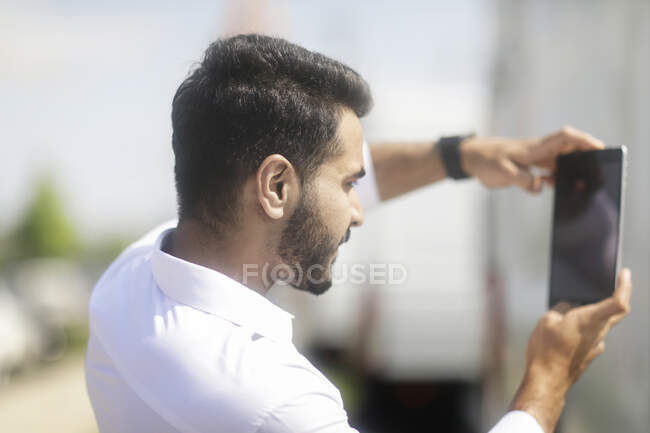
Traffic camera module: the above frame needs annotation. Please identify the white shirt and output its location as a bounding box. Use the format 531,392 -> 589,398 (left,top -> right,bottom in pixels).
85,142 -> 543,433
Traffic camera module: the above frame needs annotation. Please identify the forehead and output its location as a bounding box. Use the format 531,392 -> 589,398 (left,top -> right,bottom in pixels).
327,108 -> 364,173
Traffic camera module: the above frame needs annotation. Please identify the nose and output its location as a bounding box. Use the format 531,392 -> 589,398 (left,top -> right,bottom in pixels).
350,189 -> 365,227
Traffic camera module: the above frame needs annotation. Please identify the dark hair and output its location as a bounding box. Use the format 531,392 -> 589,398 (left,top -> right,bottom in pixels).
171,34 -> 373,232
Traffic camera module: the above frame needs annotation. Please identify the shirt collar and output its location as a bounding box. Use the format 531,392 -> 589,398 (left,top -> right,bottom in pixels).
151,228 -> 294,344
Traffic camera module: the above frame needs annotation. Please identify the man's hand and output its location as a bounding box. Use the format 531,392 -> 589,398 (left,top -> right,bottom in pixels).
460,126 -> 605,194
511,268 -> 632,433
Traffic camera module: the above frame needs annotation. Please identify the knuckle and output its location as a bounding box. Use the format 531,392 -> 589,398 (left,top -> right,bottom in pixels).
538,315 -> 552,328
497,159 -> 514,174
614,299 -> 630,315
621,303 -> 631,315
541,311 -> 560,326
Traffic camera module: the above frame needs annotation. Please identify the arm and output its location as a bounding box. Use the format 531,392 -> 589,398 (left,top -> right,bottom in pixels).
369,140 -> 448,200
369,126 -> 621,433
369,126 -> 605,201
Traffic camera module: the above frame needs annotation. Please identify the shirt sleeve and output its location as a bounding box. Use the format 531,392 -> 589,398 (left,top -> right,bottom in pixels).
487,411 -> 545,433
257,390 -> 359,433
355,140 -> 381,211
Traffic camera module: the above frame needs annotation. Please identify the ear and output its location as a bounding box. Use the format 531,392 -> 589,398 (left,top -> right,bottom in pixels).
256,154 -> 298,220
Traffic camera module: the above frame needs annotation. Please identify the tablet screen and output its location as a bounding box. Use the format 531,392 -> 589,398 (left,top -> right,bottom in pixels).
548,149 -> 624,306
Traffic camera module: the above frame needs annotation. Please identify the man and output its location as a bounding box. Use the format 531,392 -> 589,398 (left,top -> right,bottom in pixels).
85,34 -> 632,433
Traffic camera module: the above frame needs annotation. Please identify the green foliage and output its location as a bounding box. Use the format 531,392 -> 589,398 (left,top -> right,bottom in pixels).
13,177 -> 80,260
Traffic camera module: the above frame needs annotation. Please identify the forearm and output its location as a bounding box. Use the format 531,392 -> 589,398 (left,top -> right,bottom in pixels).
369,140 -> 448,201
508,365 -> 570,433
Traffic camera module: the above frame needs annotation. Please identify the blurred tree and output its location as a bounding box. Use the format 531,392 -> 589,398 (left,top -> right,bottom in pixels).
13,177 -> 80,260
0,234 -> 9,271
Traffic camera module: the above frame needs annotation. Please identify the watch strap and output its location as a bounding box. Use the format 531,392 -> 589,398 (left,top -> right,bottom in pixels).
437,135 -> 472,180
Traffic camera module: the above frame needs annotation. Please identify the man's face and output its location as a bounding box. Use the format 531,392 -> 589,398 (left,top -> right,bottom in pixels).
277,108 -> 365,294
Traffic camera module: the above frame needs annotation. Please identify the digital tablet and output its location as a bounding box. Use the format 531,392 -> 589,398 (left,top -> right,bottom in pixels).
548,147 -> 627,307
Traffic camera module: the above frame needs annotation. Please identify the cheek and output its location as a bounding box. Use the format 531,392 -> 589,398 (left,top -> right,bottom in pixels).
315,182 -> 352,235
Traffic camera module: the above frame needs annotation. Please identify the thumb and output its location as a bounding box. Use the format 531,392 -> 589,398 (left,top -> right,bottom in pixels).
588,268 -> 632,324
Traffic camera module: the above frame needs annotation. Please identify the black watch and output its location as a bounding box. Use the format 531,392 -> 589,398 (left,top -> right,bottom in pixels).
436,134 -> 474,180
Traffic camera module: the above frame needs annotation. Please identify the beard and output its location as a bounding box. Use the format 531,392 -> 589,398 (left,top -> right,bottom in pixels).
276,187 -> 350,295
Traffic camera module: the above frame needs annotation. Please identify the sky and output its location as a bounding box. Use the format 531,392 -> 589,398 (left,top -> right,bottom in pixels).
0,0 -> 494,240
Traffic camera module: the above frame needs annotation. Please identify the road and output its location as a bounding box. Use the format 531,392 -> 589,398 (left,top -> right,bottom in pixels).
0,353 -> 98,433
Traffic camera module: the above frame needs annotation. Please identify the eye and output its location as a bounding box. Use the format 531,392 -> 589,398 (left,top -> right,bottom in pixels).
345,180 -> 359,189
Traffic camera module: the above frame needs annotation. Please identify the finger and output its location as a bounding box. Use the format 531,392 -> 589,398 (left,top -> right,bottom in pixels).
500,159 -> 543,193
529,175 -> 543,193
519,127 -> 605,166
584,341 -> 606,366
608,268 -> 633,325
615,268 -> 633,306
609,310 -> 629,326
543,309 -> 565,324
542,174 -> 555,187
551,301 -> 574,315
572,340 -> 606,382
558,126 -> 605,151
588,268 -> 632,323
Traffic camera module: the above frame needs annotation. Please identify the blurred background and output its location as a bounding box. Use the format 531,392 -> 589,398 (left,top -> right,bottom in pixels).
0,0 -> 647,432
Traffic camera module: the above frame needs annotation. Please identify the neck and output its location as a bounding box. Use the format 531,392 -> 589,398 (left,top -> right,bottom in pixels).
166,218 -> 275,295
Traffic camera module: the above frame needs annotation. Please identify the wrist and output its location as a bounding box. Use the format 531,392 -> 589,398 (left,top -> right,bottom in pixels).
458,135 -> 475,176
436,134 -> 474,179
510,368 -> 569,433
